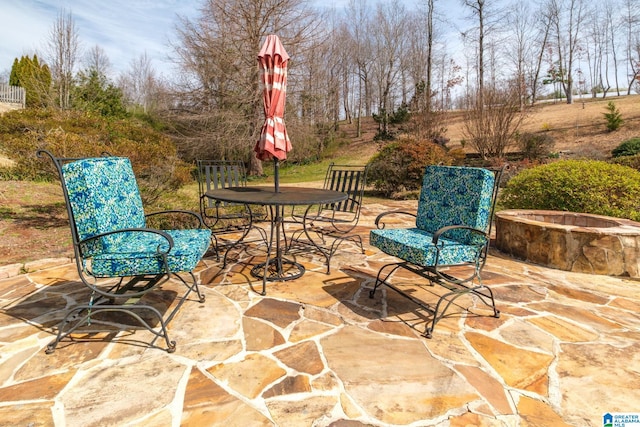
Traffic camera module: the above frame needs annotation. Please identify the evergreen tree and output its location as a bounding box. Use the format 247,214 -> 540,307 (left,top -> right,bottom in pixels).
603,101 -> 624,132
9,58 -> 20,86
9,55 -> 52,107
73,69 -> 128,118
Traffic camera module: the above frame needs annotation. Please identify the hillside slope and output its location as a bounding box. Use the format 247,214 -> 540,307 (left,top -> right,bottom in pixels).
339,94 -> 639,161
445,95 -> 640,157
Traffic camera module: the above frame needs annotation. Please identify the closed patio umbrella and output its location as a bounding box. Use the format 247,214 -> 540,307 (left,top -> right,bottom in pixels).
254,34 -> 291,192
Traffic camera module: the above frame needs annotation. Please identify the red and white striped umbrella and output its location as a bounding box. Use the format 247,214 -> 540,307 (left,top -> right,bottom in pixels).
254,34 -> 291,163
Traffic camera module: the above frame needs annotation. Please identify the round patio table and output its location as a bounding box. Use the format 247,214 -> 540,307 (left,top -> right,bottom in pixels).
205,186 -> 347,295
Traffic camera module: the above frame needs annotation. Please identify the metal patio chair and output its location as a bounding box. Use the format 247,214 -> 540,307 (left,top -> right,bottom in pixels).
369,164 -> 503,338
196,159 -> 267,263
38,150 -> 211,353
288,163 -> 369,273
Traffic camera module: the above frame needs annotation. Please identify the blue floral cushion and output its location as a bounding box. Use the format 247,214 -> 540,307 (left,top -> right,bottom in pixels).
89,229 -> 212,277
416,166 -> 494,244
63,157 -> 147,257
369,227 -> 483,266
370,165 -> 494,268
62,157 -> 211,277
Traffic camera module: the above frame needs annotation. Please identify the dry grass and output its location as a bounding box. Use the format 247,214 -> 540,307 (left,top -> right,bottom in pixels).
445,94 -> 640,158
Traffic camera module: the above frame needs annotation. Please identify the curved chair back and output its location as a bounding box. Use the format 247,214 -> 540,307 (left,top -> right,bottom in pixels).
62,157 -> 147,257
416,165 -> 495,245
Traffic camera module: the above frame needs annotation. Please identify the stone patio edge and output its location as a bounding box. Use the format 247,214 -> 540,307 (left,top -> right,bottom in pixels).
0,257 -> 73,279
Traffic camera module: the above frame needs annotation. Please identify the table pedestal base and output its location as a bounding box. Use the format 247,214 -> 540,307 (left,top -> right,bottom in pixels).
251,259 -> 305,283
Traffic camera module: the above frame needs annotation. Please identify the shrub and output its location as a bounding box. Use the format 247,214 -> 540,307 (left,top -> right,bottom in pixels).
517,132 -> 555,160
372,105 -> 411,127
0,108 -> 190,205
603,101 -> 624,132
72,69 -> 129,118
373,130 -> 395,142
367,135 -> 452,197
10,55 -> 52,108
611,137 -> 640,158
500,160 -> 640,221
611,153 -> 640,172
462,86 -> 526,158
389,103 -> 411,125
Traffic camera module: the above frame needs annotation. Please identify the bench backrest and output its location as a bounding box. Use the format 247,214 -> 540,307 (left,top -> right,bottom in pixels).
321,163 -> 369,220
197,160 -> 246,209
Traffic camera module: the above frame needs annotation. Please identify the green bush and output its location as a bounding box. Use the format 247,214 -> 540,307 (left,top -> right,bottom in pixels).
611,153 -> 640,172
611,137 -> 640,158
500,160 -> 640,221
73,69 -> 129,118
517,132 -> 555,160
0,108 -> 190,204
367,135 -> 453,197
603,101 -> 624,131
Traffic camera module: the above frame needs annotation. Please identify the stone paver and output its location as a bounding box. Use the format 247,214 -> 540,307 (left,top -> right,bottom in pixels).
0,201 -> 638,426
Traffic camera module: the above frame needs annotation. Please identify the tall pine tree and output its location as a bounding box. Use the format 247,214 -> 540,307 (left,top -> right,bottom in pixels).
9,55 -> 52,107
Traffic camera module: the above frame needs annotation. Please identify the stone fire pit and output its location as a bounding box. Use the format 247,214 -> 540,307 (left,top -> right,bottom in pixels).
495,209 -> 640,278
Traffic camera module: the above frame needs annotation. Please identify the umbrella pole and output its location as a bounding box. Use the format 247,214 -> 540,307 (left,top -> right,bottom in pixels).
274,158 -> 280,193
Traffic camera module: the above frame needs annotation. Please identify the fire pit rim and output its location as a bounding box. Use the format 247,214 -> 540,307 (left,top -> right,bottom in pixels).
494,209 -> 640,278
495,209 -> 640,233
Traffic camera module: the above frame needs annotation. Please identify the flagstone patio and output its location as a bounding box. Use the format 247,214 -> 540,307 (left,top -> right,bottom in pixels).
0,200 -> 638,426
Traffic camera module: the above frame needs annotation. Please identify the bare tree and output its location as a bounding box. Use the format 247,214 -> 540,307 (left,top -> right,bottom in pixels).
343,0 -> 374,135
46,9 -> 81,109
622,0 -> 640,94
461,0 -> 487,106
529,3 -> 554,104
292,12 -> 339,127
405,9 -> 432,113
118,52 -> 158,113
585,2 -> 607,97
434,53 -> 463,111
168,0 -> 322,174
83,45 -> 111,78
371,0 -> 407,135
504,0 -> 547,107
605,0 -> 622,96
548,0 -> 587,104
333,20 -> 359,125
324,19 -> 344,127
462,84 -> 528,159
424,0 -> 436,112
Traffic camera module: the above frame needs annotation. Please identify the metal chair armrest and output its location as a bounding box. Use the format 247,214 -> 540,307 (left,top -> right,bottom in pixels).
431,225 -> 489,284
374,211 -> 417,229
431,225 -> 488,245
79,227 -> 174,256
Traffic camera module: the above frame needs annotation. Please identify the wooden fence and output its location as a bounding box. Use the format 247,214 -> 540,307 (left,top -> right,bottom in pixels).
0,84 -> 26,107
